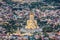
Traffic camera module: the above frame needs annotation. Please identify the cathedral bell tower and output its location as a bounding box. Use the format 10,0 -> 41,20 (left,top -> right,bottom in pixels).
25,12 -> 39,29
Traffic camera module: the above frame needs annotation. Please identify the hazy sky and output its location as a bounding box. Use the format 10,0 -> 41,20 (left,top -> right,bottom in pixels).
12,0 -> 43,2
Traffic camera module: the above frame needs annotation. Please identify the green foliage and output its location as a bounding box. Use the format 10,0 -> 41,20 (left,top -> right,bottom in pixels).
54,24 -> 60,30
43,32 -> 49,37
43,26 -> 53,32
2,19 -> 17,34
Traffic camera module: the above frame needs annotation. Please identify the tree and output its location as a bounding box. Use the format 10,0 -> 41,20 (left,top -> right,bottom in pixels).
43,26 -> 53,32
43,32 -> 49,37
23,3 -> 28,7
2,19 -> 17,35
43,0 -> 60,5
